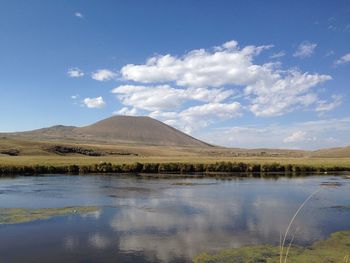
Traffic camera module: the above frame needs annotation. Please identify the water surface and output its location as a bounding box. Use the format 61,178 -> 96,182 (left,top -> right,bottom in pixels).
0,174 -> 349,262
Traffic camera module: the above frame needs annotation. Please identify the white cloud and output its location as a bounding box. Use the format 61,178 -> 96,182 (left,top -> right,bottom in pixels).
149,102 -> 241,134
335,53 -> 350,65
92,69 -> 117,81
221,40 -> 239,50
75,12 -> 83,18
270,51 -> 286,59
71,95 -> 79,99
181,102 -> 241,120
111,85 -> 234,112
114,107 -> 138,116
83,96 -> 106,109
121,41 -> 273,88
315,95 -> 342,112
119,40 -> 331,118
293,42 -> 317,58
112,85 -> 189,111
246,70 -> 331,117
283,130 -> 307,143
67,68 -> 84,78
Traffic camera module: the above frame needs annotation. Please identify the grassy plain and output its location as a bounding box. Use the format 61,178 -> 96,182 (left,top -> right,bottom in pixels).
1,138 -> 350,174
1,155 -> 350,168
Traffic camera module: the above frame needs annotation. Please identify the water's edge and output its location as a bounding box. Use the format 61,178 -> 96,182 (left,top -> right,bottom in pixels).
1,161 -> 350,177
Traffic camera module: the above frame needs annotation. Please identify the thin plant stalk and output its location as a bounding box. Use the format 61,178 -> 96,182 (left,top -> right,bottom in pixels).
284,227 -> 299,263
280,188 -> 322,263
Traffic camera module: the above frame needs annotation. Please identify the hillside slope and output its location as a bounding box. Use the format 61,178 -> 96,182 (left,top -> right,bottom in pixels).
3,116 -> 210,147
310,146 -> 350,158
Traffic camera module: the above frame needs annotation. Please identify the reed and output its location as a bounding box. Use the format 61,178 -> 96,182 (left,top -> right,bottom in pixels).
279,188 -> 322,263
0,161 -> 349,176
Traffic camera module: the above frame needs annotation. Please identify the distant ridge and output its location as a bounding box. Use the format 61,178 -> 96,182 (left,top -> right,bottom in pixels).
6,116 -> 211,147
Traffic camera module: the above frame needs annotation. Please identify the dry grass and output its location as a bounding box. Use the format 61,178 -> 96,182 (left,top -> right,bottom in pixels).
1,155 -> 350,168
1,137 -> 350,169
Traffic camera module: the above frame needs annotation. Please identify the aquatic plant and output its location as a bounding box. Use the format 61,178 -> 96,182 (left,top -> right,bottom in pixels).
279,188 -> 322,263
193,229 -> 350,262
0,206 -> 99,225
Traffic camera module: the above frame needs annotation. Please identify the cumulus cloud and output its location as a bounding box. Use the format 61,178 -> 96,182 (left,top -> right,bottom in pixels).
112,85 -> 189,111
83,96 -> 106,109
293,41 -> 317,58
335,53 -> 350,65
114,107 -> 138,116
67,68 -> 84,78
92,69 -> 117,81
283,131 -> 307,143
150,102 -> 241,133
181,102 -> 241,120
111,85 -> 234,111
121,41 -> 273,88
118,40 -> 331,118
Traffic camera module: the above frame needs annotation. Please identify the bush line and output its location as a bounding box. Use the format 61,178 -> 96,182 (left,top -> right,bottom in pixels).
0,162 -> 349,176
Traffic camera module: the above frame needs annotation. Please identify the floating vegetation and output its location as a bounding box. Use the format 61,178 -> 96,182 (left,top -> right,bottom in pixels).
172,182 -> 218,186
320,181 -> 344,187
172,182 -> 200,186
328,205 -> 350,211
0,206 -> 99,225
194,230 -> 350,263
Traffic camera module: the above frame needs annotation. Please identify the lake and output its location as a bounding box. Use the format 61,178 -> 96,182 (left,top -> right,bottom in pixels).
0,174 -> 349,262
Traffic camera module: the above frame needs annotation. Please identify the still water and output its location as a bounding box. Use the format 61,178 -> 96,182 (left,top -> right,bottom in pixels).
0,174 -> 349,262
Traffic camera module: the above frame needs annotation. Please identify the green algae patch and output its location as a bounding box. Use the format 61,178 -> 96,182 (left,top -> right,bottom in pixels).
0,206 -> 99,225
194,230 -> 350,263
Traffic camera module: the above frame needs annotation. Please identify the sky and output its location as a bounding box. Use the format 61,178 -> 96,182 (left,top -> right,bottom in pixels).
0,0 -> 349,150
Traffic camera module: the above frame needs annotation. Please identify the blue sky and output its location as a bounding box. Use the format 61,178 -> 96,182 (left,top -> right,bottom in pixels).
0,0 -> 349,149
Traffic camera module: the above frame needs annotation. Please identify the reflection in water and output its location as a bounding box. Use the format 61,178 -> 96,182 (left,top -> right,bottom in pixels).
0,175 -> 349,263
64,236 -> 79,250
88,233 -> 111,249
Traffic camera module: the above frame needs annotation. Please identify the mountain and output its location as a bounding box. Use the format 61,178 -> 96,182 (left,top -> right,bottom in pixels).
5,116 -> 211,147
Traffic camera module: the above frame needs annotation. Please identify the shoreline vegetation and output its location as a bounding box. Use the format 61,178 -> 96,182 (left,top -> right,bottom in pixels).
1,161 -> 350,176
